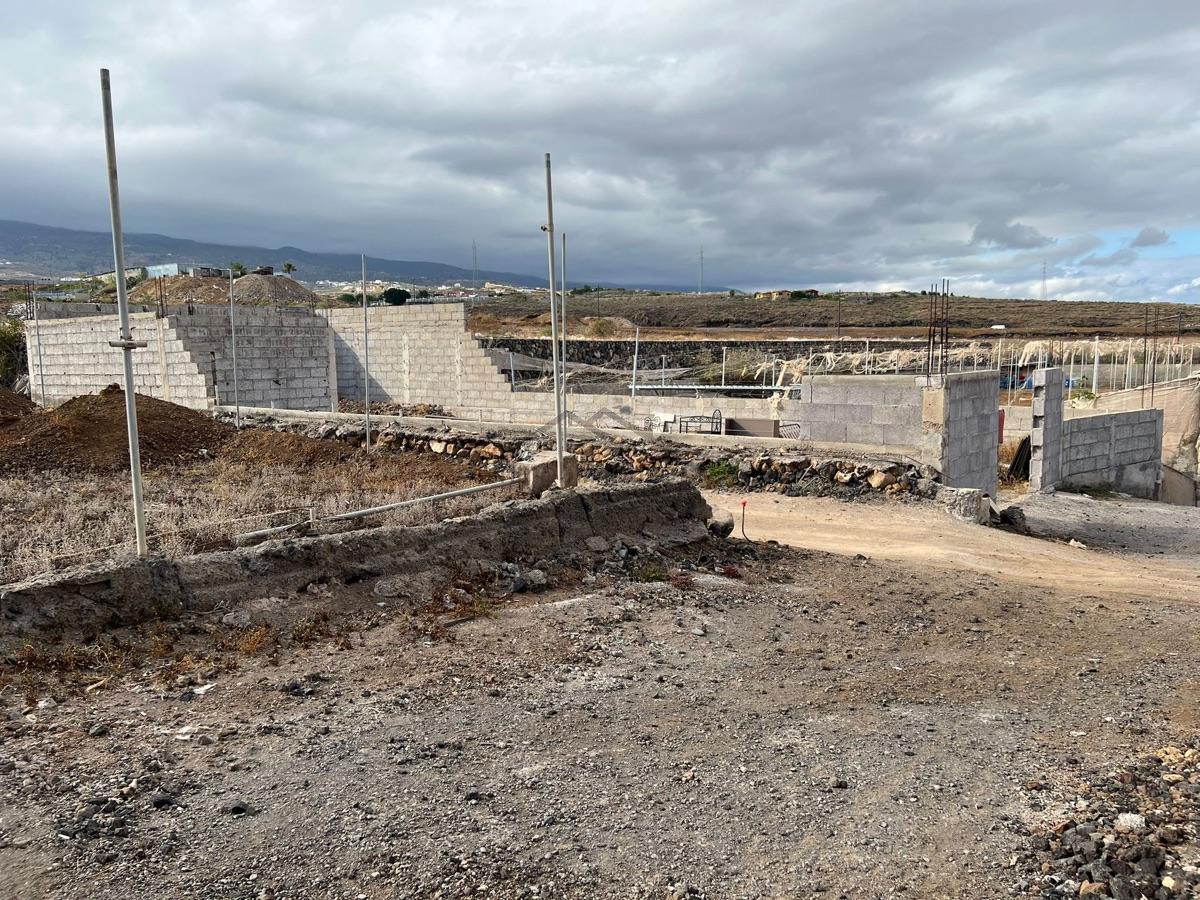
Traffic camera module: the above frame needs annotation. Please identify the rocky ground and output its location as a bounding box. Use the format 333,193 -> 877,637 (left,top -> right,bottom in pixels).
2,520 -> 1198,899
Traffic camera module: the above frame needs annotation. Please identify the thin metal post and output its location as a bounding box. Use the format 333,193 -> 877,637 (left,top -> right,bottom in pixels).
721,346 -> 727,387
661,354 -> 666,386
1092,335 -> 1100,395
509,351 -> 515,384
631,326 -> 640,397
228,269 -> 240,428
362,253 -> 370,450
31,288 -> 46,406
100,68 -> 148,558
542,153 -> 565,485
560,231 -> 568,428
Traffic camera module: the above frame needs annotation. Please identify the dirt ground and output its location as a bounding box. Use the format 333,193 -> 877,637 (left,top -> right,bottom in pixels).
2,490 -> 1198,899
704,490 -> 1200,603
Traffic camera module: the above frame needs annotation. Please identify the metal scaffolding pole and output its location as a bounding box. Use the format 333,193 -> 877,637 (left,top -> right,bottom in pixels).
362,253 -> 371,450
228,269 -> 241,428
541,154 -> 565,485
560,231 -> 569,430
100,68 -> 148,558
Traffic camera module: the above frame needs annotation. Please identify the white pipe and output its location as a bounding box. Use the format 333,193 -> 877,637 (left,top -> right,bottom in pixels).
362,254 -> 371,450
630,326 -> 640,396
100,68 -> 148,558
542,153 -> 565,486
1092,335 -> 1100,395
228,269 -> 240,428
323,477 -> 521,523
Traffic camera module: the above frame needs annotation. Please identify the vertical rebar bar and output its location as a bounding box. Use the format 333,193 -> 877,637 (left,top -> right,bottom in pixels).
228,269 -> 240,428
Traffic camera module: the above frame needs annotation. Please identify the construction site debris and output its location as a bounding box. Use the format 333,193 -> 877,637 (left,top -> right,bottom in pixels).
0,385 -> 233,473
128,274 -> 319,307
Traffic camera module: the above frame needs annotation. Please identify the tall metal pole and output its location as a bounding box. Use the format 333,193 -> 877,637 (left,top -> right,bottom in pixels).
31,286 -> 46,406
1092,335 -> 1100,395
362,253 -> 371,450
100,68 -> 148,558
560,231 -> 569,431
228,269 -> 240,428
542,153 -> 565,486
721,346 -> 727,387
699,247 -> 704,295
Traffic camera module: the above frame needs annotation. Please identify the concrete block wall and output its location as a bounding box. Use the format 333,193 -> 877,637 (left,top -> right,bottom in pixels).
25,306 -> 332,411
170,306 -> 331,411
1058,409 -> 1163,498
316,304 -> 502,407
25,312 -> 212,409
1030,367 -> 1064,492
937,371 -> 1000,496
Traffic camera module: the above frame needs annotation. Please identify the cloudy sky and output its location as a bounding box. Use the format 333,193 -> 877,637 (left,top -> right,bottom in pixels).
2,1 -> 1198,299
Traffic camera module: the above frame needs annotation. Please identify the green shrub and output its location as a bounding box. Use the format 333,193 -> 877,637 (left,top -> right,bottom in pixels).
702,459 -> 739,488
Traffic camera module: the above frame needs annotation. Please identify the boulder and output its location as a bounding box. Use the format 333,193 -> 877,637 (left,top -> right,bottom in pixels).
707,510 -> 735,538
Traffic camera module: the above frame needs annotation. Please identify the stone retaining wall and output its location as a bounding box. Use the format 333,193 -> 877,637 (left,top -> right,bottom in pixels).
0,481 -> 711,643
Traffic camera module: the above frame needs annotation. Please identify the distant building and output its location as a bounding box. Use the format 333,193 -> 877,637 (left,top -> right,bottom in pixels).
187,265 -> 231,279
145,263 -> 182,278
92,266 -> 147,286
251,265 -> 274,276
752,288 -> 820,300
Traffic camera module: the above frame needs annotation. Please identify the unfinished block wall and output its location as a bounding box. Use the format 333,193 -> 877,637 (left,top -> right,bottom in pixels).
25,306 -> 332,411
25,312 -> 212,409
317,304 -> 507,408
917,371 -> 1000,496
170,307 -> 332,411
1058,410 -> 1163,497
1030,367 -> 1064,492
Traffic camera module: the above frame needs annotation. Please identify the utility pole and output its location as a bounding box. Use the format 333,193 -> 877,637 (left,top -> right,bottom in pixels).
472,239 -> 478,291
100,68 -> 148,558
698,247 -> 704,295
1041,260 -> 1047,301
30,281 -> 46,406
541,153 -> 565,486
362,253 -> 370,450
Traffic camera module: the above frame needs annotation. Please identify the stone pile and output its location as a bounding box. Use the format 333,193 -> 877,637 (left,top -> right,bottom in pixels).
1019,741 -> 1199,898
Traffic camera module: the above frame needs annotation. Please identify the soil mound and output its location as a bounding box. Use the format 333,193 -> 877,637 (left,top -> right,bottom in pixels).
129,274 -> 319,308
218,429 -> 354,468
0,385 -> 233,473
0,388 -> 37,426
233,274 -> 318,307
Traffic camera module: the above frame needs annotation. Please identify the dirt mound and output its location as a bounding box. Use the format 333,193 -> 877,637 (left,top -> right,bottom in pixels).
233,274 -> 318,307
0,386 -> 233,473
129,275 -> 319,308
129,276 -> 229,305
0,388 -> 36,425
218,429 -> 354,468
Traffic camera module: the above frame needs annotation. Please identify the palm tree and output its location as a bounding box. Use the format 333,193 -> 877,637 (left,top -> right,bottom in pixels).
282,261 -> 296,275
230,261 -> 247,278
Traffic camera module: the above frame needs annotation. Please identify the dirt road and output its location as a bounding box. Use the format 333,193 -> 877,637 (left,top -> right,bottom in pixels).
705,491 -> 1200,603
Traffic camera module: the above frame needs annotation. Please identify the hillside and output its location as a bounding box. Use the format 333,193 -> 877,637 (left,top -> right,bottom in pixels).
473,290 -> 1200,339
0,219 -> 547,287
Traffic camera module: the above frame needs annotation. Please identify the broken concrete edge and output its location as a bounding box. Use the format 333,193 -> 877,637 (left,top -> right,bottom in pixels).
0,480 -> 713,643
516,451 -> 579,496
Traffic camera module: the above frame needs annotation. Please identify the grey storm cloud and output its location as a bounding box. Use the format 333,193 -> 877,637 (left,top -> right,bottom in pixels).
1,1 -> 1199,300
1131,226 -> 1169,247
1080,247 -> 1139,267
970,218 -> 1055,251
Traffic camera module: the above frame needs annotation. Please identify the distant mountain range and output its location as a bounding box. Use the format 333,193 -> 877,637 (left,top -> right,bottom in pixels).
0,219 -> 553,287
0,219 -> 723,292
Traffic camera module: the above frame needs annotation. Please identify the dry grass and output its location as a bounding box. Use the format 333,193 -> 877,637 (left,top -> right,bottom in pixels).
0,454 -> 520,585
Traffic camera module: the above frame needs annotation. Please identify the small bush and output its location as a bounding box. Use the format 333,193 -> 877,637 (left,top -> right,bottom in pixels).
585,318 -> 616,337
237,625 -> 272,655
702,459 -> 739,488
635,562 -> 666,582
